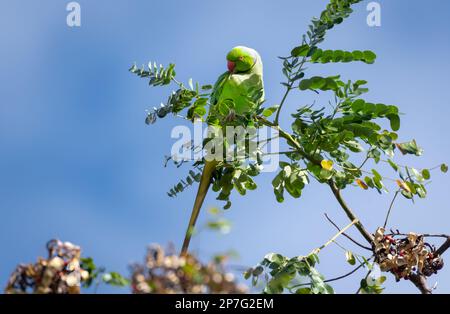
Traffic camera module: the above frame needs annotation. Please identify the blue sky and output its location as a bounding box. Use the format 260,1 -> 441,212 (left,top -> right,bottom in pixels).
1,0 -> 449,293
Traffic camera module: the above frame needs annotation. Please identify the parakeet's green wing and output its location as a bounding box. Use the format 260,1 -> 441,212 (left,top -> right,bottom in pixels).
218,73 -> 264,114
210,72 -> 229,106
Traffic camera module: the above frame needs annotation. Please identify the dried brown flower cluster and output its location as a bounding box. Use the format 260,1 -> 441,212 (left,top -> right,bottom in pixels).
130,244 -> 247,294
373,228 -> 444,281
5,239 -> 89,294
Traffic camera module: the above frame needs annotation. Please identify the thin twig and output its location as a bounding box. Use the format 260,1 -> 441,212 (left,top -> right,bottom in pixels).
387,232 -> 449,239
324,262 -> 365,283
274,45 -> 311,125
383,190 -> 400,229
310,219 -> 359,256
262,150 -> 296,156
380,160 -> 443,173
289,262 -> 366,290
324,214 -> 372,251
358,156 -> 370,170
274,85 -> 293,125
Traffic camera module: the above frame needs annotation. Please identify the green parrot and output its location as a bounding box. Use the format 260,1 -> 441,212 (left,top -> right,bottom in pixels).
180,46 -> 265,256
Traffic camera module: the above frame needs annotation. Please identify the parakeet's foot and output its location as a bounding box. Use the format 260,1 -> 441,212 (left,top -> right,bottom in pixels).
224,110 -> 236,123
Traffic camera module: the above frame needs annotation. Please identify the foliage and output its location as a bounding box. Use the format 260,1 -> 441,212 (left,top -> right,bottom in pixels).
130,0 -> 448,294
244,253 -> 334,294
130,62 -> 214,125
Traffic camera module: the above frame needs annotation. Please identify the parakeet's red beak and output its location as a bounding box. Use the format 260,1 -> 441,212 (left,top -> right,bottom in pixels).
227,60 -> 236,73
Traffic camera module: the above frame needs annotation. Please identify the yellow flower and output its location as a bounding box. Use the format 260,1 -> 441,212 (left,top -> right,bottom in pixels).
321,160 -> 333,171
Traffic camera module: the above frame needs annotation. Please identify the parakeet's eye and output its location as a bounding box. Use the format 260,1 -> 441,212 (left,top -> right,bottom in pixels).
226,46 -> 258,73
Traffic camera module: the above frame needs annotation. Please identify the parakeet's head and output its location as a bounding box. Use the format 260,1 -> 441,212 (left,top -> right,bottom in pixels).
226,46 -> 260,74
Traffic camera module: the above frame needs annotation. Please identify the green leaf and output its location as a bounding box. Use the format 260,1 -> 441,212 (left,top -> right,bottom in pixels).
387,159 -> 399,172
264,253 -> 286,265
319,169 -> 333,180
377,276 -> 387,285
351,99 -> 365,112
218,102 -> 230,116
401,190 -> 413,199
416,185 -> 427,198
324,284 -> 335,294
295,287 -> 312,294
299,79 -> 311,91
396,140 -> 423,156
207,219 -> 232,234
194,106 -> 206,116
311,49 -> 323,62
244,268 -> 253,280
262,105 -> 279,117
324,77 -> 339,91
332,50 -> 344,62
310,77 -> 327,90
352,50 -> 363,60
291,44 -> 310,57
387,114 -> 400,131
224,201 -> 232,210
363,50 -> 377,63
299,76 -> 340,92
132,62 -> 176,87
310,49 -> 376,64
371,169 -> 382,184
364,176 -> 375,188
343,51 -> 353,62
102,272 -> 130,287
421,169 -> 431,180
345,251 -> 356,265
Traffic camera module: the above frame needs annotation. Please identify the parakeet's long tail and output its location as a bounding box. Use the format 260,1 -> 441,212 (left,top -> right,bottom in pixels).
180,160 -> 218,257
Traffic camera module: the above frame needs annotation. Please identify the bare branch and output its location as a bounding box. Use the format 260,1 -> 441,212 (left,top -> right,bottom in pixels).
435,236 -> 450,256
324,213 -> 372,251
290,261 -> 367,290
409,274 -> 432,294
310,218 -> 359,256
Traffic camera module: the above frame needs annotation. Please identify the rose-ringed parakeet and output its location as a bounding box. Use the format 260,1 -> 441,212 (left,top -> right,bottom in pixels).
180,46 -> 264,256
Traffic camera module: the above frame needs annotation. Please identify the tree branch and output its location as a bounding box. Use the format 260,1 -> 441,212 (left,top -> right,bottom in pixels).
383,190 -> 400,229
435,236 -> 450,256
409,274 -> 432,294
328,180 -> 374,244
